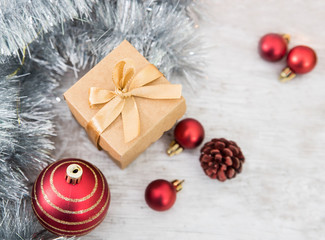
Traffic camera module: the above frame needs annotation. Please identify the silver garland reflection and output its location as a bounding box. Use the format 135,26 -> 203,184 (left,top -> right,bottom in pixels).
0,0 -> 204,239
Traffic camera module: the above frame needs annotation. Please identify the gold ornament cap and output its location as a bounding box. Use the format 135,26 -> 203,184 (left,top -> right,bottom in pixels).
167,140 -> 183,156
280,67 -> 296,82
65,164 -> 83,185
282,34 -> 290,43
172,179 -> 184,192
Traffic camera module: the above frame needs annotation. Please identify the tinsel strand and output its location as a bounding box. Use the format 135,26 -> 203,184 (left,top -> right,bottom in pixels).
0,0 -> 96,57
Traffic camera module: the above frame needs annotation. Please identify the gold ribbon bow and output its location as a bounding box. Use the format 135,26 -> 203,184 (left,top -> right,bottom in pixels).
86,59 -> 182,146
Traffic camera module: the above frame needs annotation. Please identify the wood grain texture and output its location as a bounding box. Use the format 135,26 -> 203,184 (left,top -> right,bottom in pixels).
53,1 -> 325,239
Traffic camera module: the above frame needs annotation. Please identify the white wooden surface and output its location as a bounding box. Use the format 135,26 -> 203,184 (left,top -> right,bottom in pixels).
54,1 -> 325,239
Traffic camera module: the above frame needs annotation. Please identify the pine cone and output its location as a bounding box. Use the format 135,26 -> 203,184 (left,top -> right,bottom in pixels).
200,138 -> 245,181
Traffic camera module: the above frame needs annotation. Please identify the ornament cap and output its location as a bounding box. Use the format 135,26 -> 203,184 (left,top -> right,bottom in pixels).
279,67 -> 296,82
282,34 -> 290,43
167,140 -> 183,156
171,179 -> 184,192
65,164 -> 83,185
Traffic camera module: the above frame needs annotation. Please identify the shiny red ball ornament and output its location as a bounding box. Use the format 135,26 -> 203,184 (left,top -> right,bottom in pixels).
167,118 -> 204,156
31,158 -> 110,236
258,33 -> 289,62
145,179 -> 184,211
287,45 -> 317,73
280,45 -> 317,82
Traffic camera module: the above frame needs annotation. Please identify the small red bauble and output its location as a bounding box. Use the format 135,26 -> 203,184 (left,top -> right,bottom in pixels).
31,158 -> 110,236
167,118 -> 204,156
280,45 -> 317,82
258,33 -> 289,62
287,45 -> 317,74
145,179 -> 183,211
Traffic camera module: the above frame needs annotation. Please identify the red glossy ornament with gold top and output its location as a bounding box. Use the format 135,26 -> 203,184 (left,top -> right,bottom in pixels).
167,118 -> 205,156
280,45 -> 317,82
31,158 -> 110,236
258,33 -> 290,62
145,179 -> 184,211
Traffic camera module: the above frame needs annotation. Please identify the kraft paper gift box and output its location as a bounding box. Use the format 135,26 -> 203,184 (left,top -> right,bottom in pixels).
64,40 -> 186,168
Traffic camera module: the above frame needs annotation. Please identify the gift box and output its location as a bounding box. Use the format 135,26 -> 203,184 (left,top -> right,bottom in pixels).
64,40 -> 186,168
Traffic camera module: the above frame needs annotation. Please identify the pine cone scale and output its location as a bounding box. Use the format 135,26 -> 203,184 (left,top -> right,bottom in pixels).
224,156 -> 232,166
226,168 -> 236,178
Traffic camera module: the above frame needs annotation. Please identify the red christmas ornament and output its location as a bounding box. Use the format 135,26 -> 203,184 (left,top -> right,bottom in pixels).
287,46 -> 317,74
167,118 -> 204,156
31,158 -> 110,236
258,33 -> 290,62
280,45 -> 317,82
145,179 -> 184,211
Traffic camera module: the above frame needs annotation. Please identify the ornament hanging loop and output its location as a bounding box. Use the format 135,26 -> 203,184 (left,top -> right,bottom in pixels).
65,164 -> 83,185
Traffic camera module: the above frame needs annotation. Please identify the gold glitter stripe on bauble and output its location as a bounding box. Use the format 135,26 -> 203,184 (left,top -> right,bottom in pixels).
31,201 -> 107,234
41,166 -> 106,214
33,182 -> 109,225
48,160 -> 98,202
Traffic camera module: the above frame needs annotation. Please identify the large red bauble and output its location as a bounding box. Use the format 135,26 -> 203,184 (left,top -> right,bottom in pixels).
258,33 -> 288,62
174,118 -> 204,149
286,45 -> 317,74
145,179 -> 177,211
31,158 -> 110,236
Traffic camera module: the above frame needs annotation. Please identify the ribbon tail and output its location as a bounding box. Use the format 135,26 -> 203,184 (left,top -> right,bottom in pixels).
86,97 -> 125,148
130,84 -> 182,99
122,97 -> 140,143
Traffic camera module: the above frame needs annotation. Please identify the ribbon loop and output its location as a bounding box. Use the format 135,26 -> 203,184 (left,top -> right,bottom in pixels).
112,61 -> 126,89
87,59 -> 182,145
130,84 -> 182,99
89,88 -> 116,107
129,64 -> 163,90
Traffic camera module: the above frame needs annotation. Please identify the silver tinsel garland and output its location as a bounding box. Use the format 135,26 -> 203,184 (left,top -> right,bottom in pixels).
0,0 -> 96,57
0,0 -> 204,239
